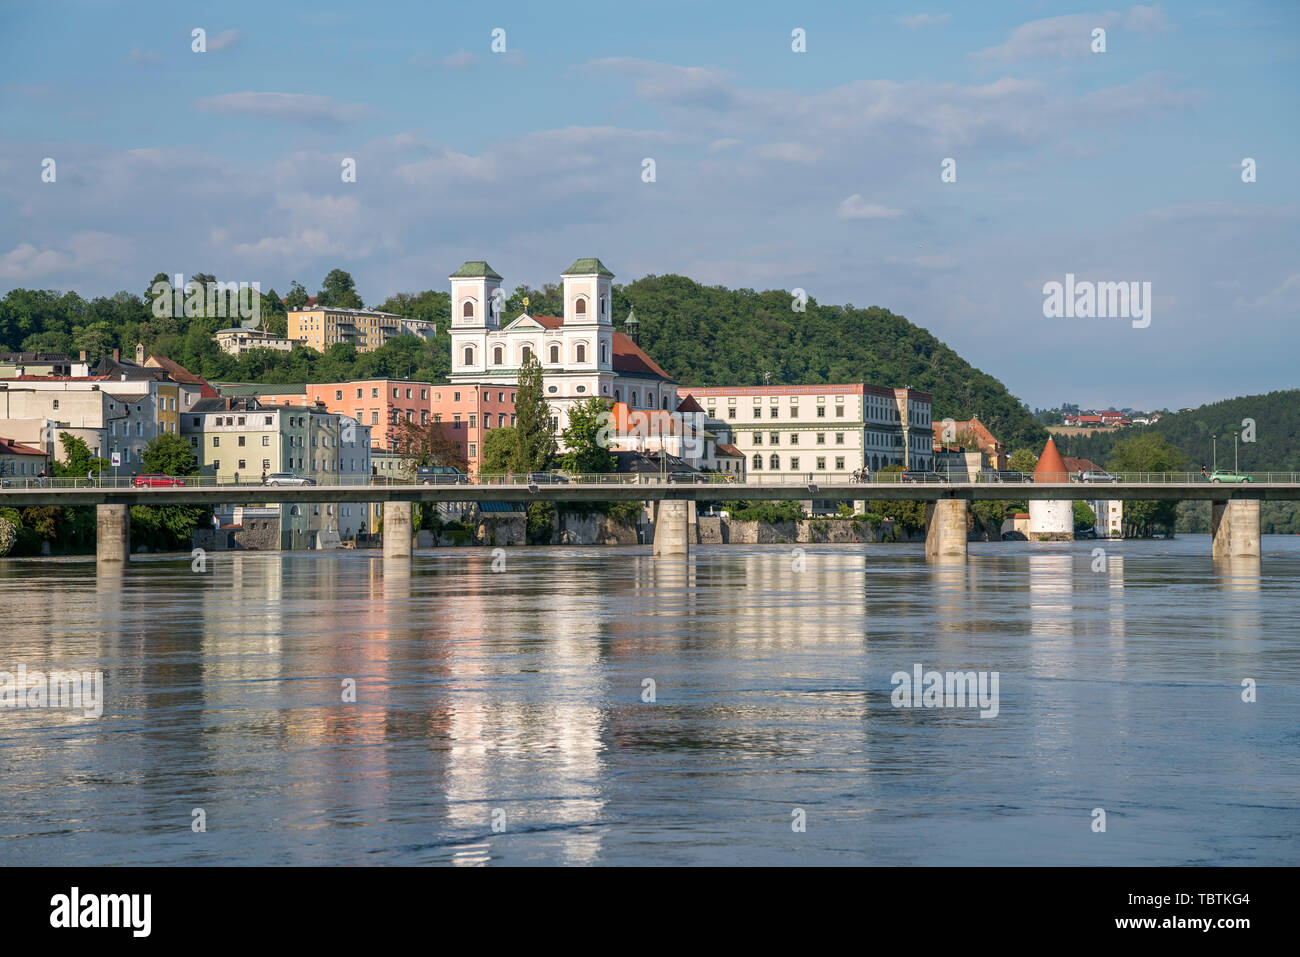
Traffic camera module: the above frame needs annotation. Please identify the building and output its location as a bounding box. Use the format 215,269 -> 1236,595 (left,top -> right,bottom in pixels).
0,353 -> 87,378
288,307 -> 436,353
678,383 -> 934,477
1027,437 -> 1074,541
0,378 -> 159,470
214,327 -> 303,355
1063,455 -> 1121,538
445,259 -> 681,460
932,415 -> 1006,470
0,437 -> 48,479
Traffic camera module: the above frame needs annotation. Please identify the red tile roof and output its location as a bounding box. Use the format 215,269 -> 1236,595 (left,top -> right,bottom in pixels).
612,332 -> 674,381
0,437 -> 46,456
675,394 -> 705,413
1033,437 -> 1069,481
529,315 -> 565,329
715,443 -> 743,457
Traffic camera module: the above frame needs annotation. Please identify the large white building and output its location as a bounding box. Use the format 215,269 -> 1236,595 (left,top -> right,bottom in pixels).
447,259 -> 679,437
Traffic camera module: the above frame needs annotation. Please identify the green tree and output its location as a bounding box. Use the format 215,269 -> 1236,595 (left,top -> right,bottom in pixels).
1073,500 -> 1096,531
284,281 -> 310,310
53,433 -> 109,478
480,427 -> 517,475
511,355 -> 557,473
316,269 -> 364,309
1008,448 -> 1038,473
1107,433 -> 1185,537
142,433 -> 199,475
560,397 -> 616,474
869,465 -> 928,531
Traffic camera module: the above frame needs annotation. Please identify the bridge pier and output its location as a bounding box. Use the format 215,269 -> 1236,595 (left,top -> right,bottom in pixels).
925,497 -> 968,561
96,504 -> 130,565
653,499 -> 690,558
383,501 -> 414,561
1211,499 -> 1260,560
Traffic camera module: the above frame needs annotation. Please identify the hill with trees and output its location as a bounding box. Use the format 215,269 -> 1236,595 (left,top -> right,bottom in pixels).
1,269 -> 1048,449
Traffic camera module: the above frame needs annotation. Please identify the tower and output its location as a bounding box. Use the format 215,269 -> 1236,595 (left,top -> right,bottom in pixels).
561,257 -> 614,374
1028,437 -> 1074,541
449,261 -> 502,376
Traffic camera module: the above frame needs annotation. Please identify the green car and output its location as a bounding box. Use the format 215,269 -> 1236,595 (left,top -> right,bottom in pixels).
1209,469 -> 1253,483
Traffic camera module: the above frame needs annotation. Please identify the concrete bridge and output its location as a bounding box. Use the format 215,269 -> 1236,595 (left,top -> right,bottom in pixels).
2,473 -> 1295,567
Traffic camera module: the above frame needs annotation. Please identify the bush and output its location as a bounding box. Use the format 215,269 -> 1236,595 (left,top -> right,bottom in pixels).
0,517 -> 16,557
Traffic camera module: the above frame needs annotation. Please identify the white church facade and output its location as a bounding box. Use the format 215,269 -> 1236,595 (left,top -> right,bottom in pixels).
447,258 -> 679,435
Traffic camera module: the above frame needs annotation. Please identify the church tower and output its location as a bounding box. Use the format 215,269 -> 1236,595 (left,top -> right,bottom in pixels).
561,257 -> 614,375
449,260 -> 502,376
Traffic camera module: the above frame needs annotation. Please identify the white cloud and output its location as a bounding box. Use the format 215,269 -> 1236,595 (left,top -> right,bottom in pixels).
0,232 -> 130,281
838,195 -> 904,219
442,50 -> 476,69
972,5 -> 1173,61
195,92 -> 368,124
756,141 -> 821,163
208,30 -> 241,52
125,48 -> 161,67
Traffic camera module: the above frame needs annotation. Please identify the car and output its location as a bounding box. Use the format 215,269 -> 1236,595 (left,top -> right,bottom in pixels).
667,471 -> 706,484
525,471 -> 569,485
132,473 -> 185,488
1078,468 -> 1121,483
263,472 -> 316,487
1209,469 -> 1253,483
981,469 -> 1027,483
417,466 -> 470,486
901,470 -> 947,483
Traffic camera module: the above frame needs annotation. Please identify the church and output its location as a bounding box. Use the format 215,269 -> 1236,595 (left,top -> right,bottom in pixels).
447,258 -> 680,437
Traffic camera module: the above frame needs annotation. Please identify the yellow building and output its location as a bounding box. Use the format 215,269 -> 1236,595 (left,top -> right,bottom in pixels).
288,307 -> 437,353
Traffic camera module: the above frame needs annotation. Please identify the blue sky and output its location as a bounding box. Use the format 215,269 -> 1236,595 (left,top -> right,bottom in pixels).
1,0 -> 1297,410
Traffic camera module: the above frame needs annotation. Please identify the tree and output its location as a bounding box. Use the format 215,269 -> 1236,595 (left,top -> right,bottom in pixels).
511,355 -> 556,473
1008,448 -> 1038,474
284,281 -> 310,310
142,433 -> 199,475
870,465 -> 928,531
560,397 -> 616,474
1073,500 -> 1096,531
316,269 -> 364,309
481,427 -> 516,474
1108,433 -> 1185,537
53,433 -> 109,478
391,417 -> 468,472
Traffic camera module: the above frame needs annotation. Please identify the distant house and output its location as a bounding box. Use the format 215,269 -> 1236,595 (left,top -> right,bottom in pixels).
932,415 -> 1006,470
0,436 -> 49,479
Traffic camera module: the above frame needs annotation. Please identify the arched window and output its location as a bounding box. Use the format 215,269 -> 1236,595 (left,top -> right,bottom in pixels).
600,343 -> 607,363
462,300 -> 475,320
463,346 -> 474,366
752,454 -> 763,471
574,297 -> 587,317
614,389 -> 621,402
575,343 -> 586,363
631,391 -> 639,408
492,346 -> 503,365
521,345 -> 532,363
549,344 -> 560,364
770,454 -> 780,471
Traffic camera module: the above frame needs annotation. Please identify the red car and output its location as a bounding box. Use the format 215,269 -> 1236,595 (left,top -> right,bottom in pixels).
132,473 -> 185,488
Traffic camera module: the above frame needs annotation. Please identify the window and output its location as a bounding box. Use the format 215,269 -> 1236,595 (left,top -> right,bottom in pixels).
462,300 -> 475,320
752,454 -> 763,470
371,411 -> 378,424
453,392 -> 461,403
406,388 -> 413,400
493,346 -> 504,365
769,432 -> 779,445
213,459 -> 220,471
835,433 -> 845,445
836,406 -> 845,418
576,343 -> 586,362
769,407 -> 779,418
238,459 -> 246,470
574,297 -> 586,316
816,457 -> 826,470
262,436 -> 270,446
53,399 -> 59,410
372,388 -> 379,398
790,456 -> 800,470
498,392 -> 504,403
769,454 -> 779,470
835,457 -> 845,470
600,343 -> 607,363
356,389 -> 362,399
816,433 -> 825,445
469,443 -> 477,458
192,417 -> 201,427
728,408 -> 736,419
790,433 -> 799,445
816,406 -> 826,418
469,415 -> 476,429
752,432 -> 762,445
213,436 -> 220,447
521,346 -> 532,363
238,436 -> 246,447
790,406 -> 799,418
335,390 -> 343,400
549,344 -> 560,364
753,406 -> 762,419
393,389 -> 399,399
265,416 -> 273,425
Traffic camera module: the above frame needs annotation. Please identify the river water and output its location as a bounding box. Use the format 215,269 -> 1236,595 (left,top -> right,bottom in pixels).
1,536 -> 1296,866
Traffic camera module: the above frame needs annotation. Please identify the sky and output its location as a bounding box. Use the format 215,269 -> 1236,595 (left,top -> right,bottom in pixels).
1,0 -> 1297,411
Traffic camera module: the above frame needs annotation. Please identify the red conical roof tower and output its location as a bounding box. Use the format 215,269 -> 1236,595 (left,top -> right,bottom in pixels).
1033,437 -> 1069,483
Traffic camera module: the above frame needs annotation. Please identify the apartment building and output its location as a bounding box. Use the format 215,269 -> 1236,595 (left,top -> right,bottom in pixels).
681,383 -> 934,477
429,382 -> 516,472
288,307 -> 436,353
0,379 -> 160,469
213,327 -> 303,355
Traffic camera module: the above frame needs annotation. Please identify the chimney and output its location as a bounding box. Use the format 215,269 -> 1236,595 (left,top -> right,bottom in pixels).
79,351 -> 87,362
112,348 -> 120,363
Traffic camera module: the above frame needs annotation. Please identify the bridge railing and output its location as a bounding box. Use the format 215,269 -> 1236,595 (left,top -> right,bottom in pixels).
2,470 -> 1298,491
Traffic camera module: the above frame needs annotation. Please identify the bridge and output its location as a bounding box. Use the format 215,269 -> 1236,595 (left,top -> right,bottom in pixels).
3,471 -> 1295,567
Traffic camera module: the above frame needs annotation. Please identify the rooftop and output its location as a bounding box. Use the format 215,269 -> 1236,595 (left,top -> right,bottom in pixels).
450,261 -> 504,281
562,257 -> 614,277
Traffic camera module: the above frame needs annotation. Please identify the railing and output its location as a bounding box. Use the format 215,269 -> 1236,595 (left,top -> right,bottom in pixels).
1,470 -> 1297,491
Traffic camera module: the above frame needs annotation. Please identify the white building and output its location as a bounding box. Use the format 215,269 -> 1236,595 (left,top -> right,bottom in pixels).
446,259 -> 679,438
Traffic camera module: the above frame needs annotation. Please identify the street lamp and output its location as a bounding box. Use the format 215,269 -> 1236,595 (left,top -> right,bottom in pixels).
1233,430 -> 1239,473
1211,432 -> 1217,472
